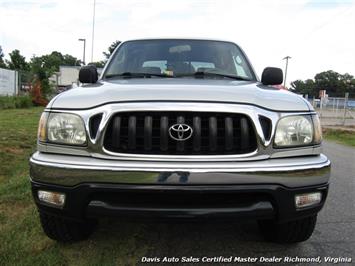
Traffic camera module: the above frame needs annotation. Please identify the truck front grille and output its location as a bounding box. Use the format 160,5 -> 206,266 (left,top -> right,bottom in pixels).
103,112 -> 257,155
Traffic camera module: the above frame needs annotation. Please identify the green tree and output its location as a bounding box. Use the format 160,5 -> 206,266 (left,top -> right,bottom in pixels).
29,55 -> 53,98
88,61 -> 105,68
63,54 -> 82,66
291,70 -> 355,98
314,70 -> 345,97
0,45 -> 6,68
6,49 -> 29,71
29,52 -> 81,99
339,73 -> 355,96
292,79 -> 316,97
103,40 -> 121,59
39,51 -> 81,74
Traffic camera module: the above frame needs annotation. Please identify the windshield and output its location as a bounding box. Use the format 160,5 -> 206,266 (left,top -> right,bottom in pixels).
103,39 -> 256,80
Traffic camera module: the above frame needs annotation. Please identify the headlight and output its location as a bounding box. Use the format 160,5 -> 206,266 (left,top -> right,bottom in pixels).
274,115 -> 316,147
45,113 -> 87,145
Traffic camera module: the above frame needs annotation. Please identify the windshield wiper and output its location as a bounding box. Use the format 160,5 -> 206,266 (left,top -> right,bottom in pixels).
178,71 -> 251,81
104,72 -> 172,79
105,71 -> 250,81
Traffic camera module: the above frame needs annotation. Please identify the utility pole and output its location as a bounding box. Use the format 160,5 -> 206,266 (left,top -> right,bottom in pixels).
91,0 -> 96,63
283,56 -> 291,88
78,38 -> 86,65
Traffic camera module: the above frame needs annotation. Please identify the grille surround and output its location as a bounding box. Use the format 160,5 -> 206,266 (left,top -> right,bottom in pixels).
103,111 -> 258,155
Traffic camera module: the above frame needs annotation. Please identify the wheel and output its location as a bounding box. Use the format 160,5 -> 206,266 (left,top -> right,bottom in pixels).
258,215 -> 317,243
39,211 -> 97,242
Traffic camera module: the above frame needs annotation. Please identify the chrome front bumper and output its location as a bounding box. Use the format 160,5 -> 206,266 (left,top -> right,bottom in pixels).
30,152 -> 330,188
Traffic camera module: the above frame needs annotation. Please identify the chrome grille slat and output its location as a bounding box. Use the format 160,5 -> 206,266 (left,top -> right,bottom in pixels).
209,116 -> 217,151
240,117 -> 249,151
176,116 -> 185,152
128,116 -> 136,150
144,116 -> 152,151
160,116 -> 169,151
225,117 -> 233,151
112,116 -> 121,148
192,116 -> 201,152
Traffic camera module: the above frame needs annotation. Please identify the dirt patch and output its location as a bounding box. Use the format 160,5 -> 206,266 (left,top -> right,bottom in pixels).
2,147 -> 25,155
322,126 -> 355,133
0,201 -> 30,222
31,238 -> 54,254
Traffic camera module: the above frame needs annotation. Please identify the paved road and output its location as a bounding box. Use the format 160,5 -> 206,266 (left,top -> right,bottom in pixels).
97,141 -> 355,265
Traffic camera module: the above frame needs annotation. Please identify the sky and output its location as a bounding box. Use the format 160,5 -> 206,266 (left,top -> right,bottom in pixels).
0,0 -> 354,86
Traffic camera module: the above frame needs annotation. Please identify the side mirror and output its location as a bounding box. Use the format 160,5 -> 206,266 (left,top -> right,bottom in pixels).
79,65 -> 98,83
261,67 -> 283,85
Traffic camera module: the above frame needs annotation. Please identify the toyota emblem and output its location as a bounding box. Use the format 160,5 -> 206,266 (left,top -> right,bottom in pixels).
168,123 -> 193,141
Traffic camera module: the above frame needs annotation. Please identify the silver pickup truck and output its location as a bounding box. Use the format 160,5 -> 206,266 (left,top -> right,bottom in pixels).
30,39 -> 330,243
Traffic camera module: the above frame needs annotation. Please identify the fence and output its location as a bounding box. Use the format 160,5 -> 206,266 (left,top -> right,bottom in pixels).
0,67 -> 32,96
308,93 -> 355,126
18,71 -> 33,95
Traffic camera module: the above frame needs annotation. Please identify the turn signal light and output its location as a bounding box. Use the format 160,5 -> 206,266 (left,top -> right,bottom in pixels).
295,192 -> 321,209
38,190 -> 66,208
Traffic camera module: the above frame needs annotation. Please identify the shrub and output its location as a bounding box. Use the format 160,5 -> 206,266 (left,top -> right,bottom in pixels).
0,96 -> 15,109
15,95 -> 33,108
30,79 -> 49,106
0,95 -> 33,109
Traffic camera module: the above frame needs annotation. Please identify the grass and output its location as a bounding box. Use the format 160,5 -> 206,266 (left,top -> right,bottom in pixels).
0,95 -> 33,109
323,129 -> 355,147
0,108 -> 149,266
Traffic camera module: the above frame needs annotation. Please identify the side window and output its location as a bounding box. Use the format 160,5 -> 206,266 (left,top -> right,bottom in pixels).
233,55 -> 248,77
105,45 -> 127,75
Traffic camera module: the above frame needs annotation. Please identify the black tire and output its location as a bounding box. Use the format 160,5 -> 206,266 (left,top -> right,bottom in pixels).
39,211 -> 97,242
258,215 -> 317,243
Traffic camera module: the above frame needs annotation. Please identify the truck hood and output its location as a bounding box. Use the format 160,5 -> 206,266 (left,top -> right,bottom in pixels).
50,78 -> 310,111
